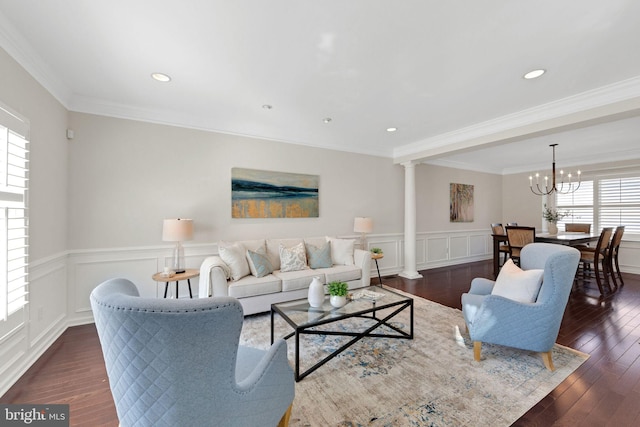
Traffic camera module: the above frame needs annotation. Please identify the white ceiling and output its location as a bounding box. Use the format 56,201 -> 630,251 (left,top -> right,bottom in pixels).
1,0 -> 640,174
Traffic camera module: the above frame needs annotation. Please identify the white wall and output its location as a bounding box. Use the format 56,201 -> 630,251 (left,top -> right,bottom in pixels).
0,47 -> 69,395
66,112 -> 406,248
416,163 -> 503,232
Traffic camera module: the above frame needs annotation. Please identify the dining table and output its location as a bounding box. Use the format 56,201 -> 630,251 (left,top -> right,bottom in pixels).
491,231 -> 600,278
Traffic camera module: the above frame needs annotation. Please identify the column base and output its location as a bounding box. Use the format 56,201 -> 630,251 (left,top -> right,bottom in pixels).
399,271 -> 423,280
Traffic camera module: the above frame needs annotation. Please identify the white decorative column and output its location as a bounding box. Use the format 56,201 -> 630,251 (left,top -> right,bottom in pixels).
400,161 -> 423,279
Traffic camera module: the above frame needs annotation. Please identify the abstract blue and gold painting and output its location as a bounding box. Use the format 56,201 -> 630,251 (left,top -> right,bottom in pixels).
231,168 -> 319,218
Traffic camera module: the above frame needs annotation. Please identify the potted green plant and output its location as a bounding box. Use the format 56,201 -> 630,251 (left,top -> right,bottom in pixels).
542,204 -> 568,235
370,247 -> 383,255
327,281 -> 348,308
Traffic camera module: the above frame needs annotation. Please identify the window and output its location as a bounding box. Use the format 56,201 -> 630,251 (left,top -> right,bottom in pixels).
556,180 -> 594,230
0,103 -> 29,322
599,176 -> 640,233
556,174 -> 640,235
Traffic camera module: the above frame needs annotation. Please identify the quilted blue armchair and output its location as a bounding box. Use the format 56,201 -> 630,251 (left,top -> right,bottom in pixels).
90,278 -> 294,427
461,243 -> 580,370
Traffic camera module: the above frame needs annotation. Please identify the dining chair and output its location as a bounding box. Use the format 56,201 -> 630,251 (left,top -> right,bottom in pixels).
565,223 -> 591,233
505,226 -> 536,266
576,227 -> 613,295
608,226 -> 625,290
491,223 -> 510,265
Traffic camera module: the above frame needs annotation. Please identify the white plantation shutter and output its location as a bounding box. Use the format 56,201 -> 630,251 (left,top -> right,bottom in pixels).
0,103 -> 29,321
599,176 -> 640,233
557,180 -> 594,231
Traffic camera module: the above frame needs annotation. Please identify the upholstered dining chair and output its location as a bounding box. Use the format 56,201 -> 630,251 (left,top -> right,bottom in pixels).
576,227 -> 613,295
461,243 -> 580,371
608,226 -> 625,291
90,278 -> 294,427
505,226 -> 536,266
491,223 -> 510,266
565,223 -> 591,233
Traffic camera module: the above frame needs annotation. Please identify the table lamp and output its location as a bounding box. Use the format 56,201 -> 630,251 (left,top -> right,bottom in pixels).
354,217 -> 373,250
163,218 -> 193,273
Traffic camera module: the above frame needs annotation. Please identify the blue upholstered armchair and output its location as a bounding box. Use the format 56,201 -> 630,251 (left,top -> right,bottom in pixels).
461,243 -> 580,370
90,278 -> 294,427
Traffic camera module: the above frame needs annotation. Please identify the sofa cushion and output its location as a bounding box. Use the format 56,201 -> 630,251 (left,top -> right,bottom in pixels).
326,237 -> 355,265
227,274 -> 282,299
273,269 -> 320,292
246,247 -> 274,278
305,242 -> 332,269
279,242 -> 308,272
321,265 -> 362,283
218,242 -> 250,281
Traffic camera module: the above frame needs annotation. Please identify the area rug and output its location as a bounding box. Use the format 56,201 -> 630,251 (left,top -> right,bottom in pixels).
239,291 -> 589,426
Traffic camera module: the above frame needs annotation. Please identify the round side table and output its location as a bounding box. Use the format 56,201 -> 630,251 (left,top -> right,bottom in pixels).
371,253 -> 384,286
152,268 -> 199,298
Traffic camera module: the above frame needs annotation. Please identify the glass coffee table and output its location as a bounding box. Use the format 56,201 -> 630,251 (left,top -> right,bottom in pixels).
270,285 -> 413,381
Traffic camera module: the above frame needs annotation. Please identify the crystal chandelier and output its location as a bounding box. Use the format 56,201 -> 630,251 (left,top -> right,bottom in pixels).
529,144 -> 581,196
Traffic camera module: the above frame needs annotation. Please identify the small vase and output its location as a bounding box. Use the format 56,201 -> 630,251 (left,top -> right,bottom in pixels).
548,222 -> 558,235
330,295 -> 347,308
308,276 -> 324,308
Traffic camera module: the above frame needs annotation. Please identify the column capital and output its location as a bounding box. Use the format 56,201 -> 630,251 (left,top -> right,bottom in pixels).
401,160 -> 419,169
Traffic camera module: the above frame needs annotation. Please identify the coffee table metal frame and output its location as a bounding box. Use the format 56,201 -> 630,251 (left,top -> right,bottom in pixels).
270,286 -> 413,382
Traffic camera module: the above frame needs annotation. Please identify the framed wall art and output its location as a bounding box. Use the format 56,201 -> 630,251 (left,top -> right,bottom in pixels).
450,183 -> 474,222
231,168 -> 319,218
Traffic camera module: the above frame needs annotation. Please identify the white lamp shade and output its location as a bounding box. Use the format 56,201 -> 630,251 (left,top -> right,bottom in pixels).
354,217 -> 373,233
162,218 -> 194,242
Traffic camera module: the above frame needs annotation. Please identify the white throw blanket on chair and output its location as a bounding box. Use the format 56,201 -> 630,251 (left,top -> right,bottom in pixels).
198,256 -> 231,298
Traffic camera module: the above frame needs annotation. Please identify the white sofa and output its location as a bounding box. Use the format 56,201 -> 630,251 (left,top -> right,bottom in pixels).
198,237 -> 372,315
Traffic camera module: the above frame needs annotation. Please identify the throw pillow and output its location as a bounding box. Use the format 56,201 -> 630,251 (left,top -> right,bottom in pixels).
279,242 -> 308,272
491,259 -> 544,303
305,242 -> 332,269
326,237 -> 355,265
246,247 -> 274,278
218,242 -> 250,281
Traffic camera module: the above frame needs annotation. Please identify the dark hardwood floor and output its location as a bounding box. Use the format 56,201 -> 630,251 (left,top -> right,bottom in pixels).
2,260 -> 640,426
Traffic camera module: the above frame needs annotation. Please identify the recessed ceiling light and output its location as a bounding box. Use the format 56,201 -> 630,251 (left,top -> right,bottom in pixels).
323,118 -> 332,123
151,73 -> 171,82
386,127 -> 398,132
523,69 -> 546,79
262,104 -> 273,110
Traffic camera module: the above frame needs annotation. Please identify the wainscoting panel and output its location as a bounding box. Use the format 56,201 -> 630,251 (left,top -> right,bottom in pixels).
67,244 -> 219,323
365,238 -> 401,277
619,240 -> 640,274
367,230 -> 493,276
427,236 -> 449,263
449,235 -> 469,260
470,234 -> 487,257
0,253 -> 68,398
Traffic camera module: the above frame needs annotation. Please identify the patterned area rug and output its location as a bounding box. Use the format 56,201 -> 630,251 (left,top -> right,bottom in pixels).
239,291 -> 588,426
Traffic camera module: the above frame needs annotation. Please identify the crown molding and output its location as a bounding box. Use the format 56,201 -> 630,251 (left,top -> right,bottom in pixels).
394,75 -> 640,163
0,11 -> 72,107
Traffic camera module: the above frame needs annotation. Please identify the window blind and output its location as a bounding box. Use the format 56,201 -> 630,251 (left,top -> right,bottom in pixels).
0,103 -> 29,322
556,180 -> 594,230
599,177 -> 640,233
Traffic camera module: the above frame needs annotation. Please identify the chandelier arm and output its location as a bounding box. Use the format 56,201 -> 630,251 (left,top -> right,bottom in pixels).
529,143 -> 580,196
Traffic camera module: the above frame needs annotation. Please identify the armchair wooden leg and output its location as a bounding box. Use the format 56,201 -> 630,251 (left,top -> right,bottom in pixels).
542,351 -> 555,371
278,404 -> 293,427
473,341 -> 482,362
